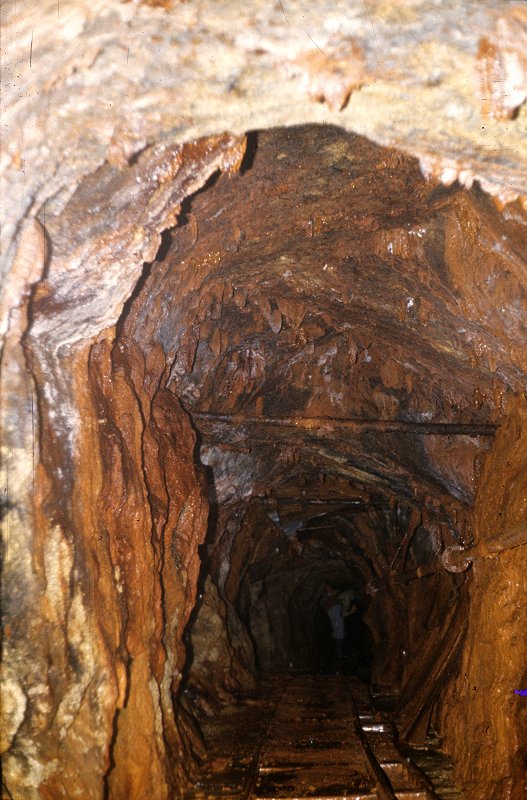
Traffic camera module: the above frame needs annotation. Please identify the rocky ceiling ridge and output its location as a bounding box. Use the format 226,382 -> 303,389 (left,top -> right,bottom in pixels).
113,126 -> 527,516
13,122 -> 524,524
2,0 -> 526,291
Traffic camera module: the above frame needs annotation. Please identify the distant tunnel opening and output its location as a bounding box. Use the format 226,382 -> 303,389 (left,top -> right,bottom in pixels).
233,508 -> 378,681
101,123 -> 527,792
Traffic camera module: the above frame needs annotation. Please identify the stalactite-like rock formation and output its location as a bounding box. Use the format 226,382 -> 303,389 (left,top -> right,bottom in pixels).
2,134 -> 247,798
2,3 -> 527,800
107,124 -> 526,798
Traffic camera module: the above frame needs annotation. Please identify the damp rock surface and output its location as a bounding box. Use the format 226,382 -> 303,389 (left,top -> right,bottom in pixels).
2,0 -> 527,285
123,125 -> 526,506
1,2 -> 527,797
115,124 -> 526,799
1,118 -> 526,800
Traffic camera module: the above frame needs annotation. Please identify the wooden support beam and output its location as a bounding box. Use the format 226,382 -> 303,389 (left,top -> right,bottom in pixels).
271,497 -> 367,505
192,411 -> 498,436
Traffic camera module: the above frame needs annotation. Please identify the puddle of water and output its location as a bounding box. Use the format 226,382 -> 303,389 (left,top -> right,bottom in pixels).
402,730 -> 466,800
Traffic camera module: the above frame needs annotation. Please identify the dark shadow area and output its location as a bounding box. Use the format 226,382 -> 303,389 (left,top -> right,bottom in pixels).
345,603 -> 374,683
313,585 -> 373,681
178,168 -> 223,227
115,258 -> 155,340
240,130 -> 259,174
180,461 -> 219,683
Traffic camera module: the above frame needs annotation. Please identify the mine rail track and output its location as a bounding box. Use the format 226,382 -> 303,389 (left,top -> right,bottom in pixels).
246,674 -> 439,800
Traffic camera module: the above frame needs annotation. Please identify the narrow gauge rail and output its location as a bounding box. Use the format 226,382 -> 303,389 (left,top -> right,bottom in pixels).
246,674 -> 439,800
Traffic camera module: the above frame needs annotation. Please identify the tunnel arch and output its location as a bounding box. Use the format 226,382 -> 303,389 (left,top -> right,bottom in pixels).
97,123 -> 525,792
3,120 -> 527,800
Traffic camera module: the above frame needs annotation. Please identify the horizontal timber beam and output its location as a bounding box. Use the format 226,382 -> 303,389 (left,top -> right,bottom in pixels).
192,412 -> 498,436
271,498 -> 366,505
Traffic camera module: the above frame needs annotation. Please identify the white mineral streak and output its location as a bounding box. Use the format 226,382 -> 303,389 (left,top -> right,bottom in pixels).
0,676 -> 27,752
43,526 -> 73,623
0,219 -> 47,342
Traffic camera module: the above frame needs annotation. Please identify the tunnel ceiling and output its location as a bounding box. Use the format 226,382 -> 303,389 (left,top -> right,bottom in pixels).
118,125 -> 527,522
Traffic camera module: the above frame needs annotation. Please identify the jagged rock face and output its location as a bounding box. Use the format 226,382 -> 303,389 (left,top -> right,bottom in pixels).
2,1 -> 527,798
121,125 -> 525,507
1,335 -> 210,800
1,121 -> 526,800
113,125 -> 527,797
1,135 -> 246,799
440,398 -> 527,800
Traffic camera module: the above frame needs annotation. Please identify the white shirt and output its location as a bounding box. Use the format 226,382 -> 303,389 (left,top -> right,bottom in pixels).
327,602 -> 345,640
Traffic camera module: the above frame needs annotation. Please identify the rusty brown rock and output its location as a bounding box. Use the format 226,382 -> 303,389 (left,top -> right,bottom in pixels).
188,576 -> 256,705
127,126 -> 526,511
1,133 -> 245,799
439,396 -> 527,800
2,3 -> 527,797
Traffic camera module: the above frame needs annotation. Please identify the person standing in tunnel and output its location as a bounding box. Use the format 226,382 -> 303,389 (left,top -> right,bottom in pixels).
322,585 -> 346,673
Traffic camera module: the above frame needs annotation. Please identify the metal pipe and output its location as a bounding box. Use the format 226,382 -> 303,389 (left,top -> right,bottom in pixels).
271,498 -> 366,505
442,525 -> 527,573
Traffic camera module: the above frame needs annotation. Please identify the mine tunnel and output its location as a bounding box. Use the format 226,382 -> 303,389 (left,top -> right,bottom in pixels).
2,121 -> 527,800
148,125 -> 523,799
120,123 -> 527,799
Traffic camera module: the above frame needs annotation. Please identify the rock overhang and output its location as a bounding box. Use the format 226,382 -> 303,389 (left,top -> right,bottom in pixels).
106,124 -> 526,522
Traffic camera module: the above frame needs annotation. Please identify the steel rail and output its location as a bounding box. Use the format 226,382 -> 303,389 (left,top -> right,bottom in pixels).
242,682 -> 286,800
350,690 -> 440,800
350,696 -> 398,800
244,676 -> 441,799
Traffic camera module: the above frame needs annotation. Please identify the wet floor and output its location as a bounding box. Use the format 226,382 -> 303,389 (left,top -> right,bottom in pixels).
254,676 -> 374,798
402,733 -> 465,800
183,675 -> 464,800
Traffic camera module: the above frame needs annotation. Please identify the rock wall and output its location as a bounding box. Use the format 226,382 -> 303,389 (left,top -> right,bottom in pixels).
1,135 -> 245,798
187,574 -> 256,711
440,397 -> 527,800
1,318 -> 209,800
2,2 -> 527,796
3,120 -> 526,799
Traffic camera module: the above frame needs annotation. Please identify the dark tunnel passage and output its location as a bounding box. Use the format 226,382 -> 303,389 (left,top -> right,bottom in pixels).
9,123 -> 527,800
100,124 -> 526,796
112,124 -> 527,795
